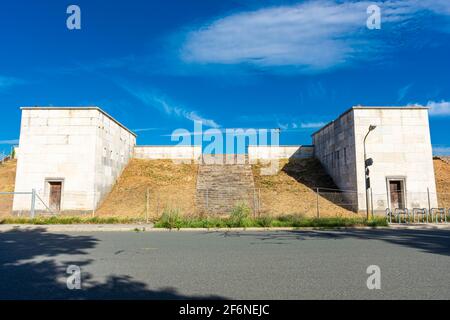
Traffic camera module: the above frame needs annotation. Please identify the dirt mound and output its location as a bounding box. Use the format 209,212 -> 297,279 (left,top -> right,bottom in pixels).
435,158 -> 450,193
252,158 -> 357,217
434,158 -> 450,207
0,159 -> 16,192
95,159 -> 198,219
0,160 -> 17,216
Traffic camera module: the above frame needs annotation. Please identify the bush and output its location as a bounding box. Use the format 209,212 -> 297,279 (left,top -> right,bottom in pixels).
155,208 -> 183,229
256,215 -> 273,227
228,203 -> 252,227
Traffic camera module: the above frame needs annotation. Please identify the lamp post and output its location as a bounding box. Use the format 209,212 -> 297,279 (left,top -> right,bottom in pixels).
363,125 -> 376,219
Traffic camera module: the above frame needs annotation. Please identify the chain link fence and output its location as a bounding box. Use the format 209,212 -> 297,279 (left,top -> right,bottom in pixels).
223,188 -> 450,222
1,187 -> 449,224
0,190 -> 55,218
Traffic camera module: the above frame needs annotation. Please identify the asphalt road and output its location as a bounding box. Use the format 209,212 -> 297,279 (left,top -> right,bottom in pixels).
1,228 -> 449,299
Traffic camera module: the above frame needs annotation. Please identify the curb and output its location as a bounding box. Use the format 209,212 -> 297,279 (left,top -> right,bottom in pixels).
0,224 -> 153,232
388,223 -> 450,230
0,224 -> 448,232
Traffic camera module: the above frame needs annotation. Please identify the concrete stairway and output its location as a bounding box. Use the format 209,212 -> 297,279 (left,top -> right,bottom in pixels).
195,157 -> 256,214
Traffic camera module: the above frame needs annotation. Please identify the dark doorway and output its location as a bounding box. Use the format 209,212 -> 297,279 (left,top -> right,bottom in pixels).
389,180 -> 405,209
49,181 -> 62,211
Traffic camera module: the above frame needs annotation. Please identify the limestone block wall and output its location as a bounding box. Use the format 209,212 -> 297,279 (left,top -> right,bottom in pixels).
134,146 -> 202,162
352,107 -> 437,212
13,107 -> 135,212
93,111 -> 136,209
312,110 -> 358,194
248,145 -> 314,162
313,106 -> 438,212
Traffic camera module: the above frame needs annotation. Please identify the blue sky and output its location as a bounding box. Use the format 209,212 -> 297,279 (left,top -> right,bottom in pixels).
0,0 -> 449,154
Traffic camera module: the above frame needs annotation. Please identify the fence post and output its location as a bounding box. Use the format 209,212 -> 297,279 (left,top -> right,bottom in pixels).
92,191 -> 96,217
146,187 -> 150,223
253,188 -> 256,219
258,188 -> 261,217
30,189 -> 36,218
316,188 -> 320,218
156,194 -> 160,217
427,187 -> 431,215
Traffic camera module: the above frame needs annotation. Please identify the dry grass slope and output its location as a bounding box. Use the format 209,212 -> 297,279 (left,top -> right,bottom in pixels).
252,158 -> 357,217
434,157 -> 450,207
95,159 -> 198,219
0,159 -> 16,192
0,160 -> 17,216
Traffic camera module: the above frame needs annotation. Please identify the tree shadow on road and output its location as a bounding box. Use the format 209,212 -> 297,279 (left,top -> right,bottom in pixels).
0,228 -> 225,299
215,228 -> 450,256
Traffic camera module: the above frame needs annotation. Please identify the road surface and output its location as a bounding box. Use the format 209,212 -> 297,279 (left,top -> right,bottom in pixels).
1,228 -> 449,299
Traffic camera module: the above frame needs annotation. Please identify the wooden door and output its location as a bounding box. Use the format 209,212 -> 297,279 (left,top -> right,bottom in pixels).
49,182 -> 62,211
389,180 -> 404,209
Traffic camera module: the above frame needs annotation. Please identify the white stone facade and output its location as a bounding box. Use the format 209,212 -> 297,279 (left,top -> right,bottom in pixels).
134,146 -> 202,162
248,145 -> 314,162
312,106 -> 438,213
13,107 -> 136,212
11,105 -> 438,214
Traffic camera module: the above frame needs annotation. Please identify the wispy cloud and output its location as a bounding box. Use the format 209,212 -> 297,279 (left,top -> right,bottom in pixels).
426,100 -> 450,116
118,82 -> 220,128
0,139 -> 19,145
181,0 -> 450,72
163,128 -> 276,138
277,121 -> 327,131
45,55 -> 139,75
0,76 -> 24,91
433,146 -> 450,155
132,127 -> 162,133
397,83 -> 413,102
300,121 -> 327,129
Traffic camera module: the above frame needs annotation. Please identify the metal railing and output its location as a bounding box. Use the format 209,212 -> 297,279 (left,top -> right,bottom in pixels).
0,189 -> 55,218
386,207 -> 448,224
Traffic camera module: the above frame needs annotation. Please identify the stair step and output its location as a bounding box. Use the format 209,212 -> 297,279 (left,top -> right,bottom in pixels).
195,161 -> 257,214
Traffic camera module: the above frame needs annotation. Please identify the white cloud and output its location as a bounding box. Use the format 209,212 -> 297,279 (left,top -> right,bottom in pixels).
119,82 -> 220,128
425,100 -> 450,116
181,0 -> 450,72
182,1 -> 369,70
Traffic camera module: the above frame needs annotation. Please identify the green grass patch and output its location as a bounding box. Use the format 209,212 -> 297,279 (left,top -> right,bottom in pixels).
0,216 -> 140,225
0,213 -> 388,228
154,213 -> 388,229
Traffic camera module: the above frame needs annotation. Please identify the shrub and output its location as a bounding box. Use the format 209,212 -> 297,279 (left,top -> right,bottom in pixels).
155,208 -> 183,229
257,215 -> 273,227
228,203 -> 252,227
